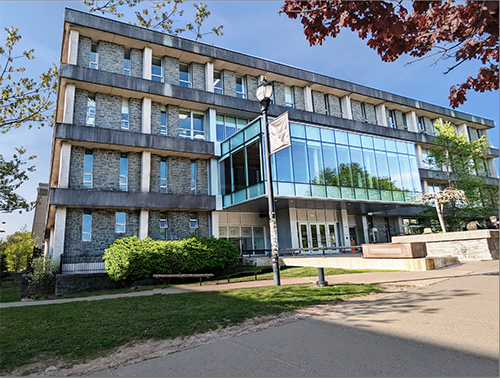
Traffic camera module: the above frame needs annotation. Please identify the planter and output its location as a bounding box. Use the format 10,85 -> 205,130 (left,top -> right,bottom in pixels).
362,242 -> 427,259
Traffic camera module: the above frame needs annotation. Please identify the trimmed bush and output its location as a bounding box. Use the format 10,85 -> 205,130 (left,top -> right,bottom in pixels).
103,236 -> 239,281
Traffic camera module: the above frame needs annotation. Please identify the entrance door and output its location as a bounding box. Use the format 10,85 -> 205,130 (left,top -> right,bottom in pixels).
299,223 -> 334,255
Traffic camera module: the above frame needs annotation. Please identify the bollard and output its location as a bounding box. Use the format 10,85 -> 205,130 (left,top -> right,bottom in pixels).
316,267 -> 328,287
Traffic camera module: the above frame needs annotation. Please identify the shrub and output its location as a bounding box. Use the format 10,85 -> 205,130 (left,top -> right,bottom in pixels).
27,256 -> 59,295
103,236 -> 239,281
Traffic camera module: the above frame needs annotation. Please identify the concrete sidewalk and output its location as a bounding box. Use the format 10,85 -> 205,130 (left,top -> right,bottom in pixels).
91,260 -> 499,377
1,260 -> 496,308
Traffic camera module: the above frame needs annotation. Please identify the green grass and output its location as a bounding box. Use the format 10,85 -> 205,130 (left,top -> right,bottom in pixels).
0,283 -> 380,373
0,281 -> 21,303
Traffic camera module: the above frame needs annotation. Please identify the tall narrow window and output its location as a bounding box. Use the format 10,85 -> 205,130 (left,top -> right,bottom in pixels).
120,154 -> 128,191
402,113 -> 408,129
360,103 -> 367,122
123,49 -> 131,76
190,160 -> 196,195
160,105 -> 167,135
160,158 -> 167,193
213,70 -> 223,94
387,110 -> 396,128
417,116 -> 426,132
82,211 -> 92,241
121,98 -> 129,130
284,85 -> 294,108
90,42 -> 98,69
86,94 -> 96,126
236,76 -> 246,99
324,94 -> 330,115
83,149 -> 93,188
179,109 -> 205,140
190,212 -> 198,230
160,212 -> 168,239
338,97 -> 343,118
179,63 -> 191,88
115,212 -> 126,233
152,57 -> 163,82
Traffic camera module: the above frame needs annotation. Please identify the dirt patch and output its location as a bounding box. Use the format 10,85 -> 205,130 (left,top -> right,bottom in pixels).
8,285 -> 410,377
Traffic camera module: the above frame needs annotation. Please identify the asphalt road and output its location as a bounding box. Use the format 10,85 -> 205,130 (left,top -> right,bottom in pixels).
93,261 -> 499,377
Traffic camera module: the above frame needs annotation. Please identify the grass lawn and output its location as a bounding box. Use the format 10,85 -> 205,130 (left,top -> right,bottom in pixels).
0,283 -> 380,374
0,281 -> 21,303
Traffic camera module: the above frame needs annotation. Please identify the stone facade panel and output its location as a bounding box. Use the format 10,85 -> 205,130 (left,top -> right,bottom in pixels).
98,41 -> 123,74
312,90 -> 326,114
167,105 -> 179,137
273,82 -> 285,107
222,70 -> 236,97
150,154 -> 163,194
128,98 -> 142,133
130,48 -> 143,78
151,101 -> 163,136
69,146 -> 85,189
246,75 -> 258,101
395,110 -> 406,130
93,149 -> 120,191
365,103 -> 377,124
96,93 -> 121,130
196,160 -> 208,195
164,56 -> 179,85
77,36 -> 91,68
294,87 -> 305,111
327,94 -> 342,118
128,152 -> 142,192
168,156 -> 191,195
192,62 -> 205,90
73,89 -> 89,126
351,100 -> 363,121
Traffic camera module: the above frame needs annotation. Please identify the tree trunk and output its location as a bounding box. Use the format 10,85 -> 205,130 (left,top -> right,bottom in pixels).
435,201 -> 447,233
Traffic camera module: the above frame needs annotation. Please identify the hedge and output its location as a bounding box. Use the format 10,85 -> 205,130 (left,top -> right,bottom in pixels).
103,236 -> 239,281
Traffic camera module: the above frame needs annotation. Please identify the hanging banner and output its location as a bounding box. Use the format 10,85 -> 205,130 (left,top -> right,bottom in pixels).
269,111 -> 291,155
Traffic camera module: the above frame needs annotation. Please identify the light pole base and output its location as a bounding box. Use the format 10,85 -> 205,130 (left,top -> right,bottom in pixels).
316,280 -> 329,287
272,261 -> 280,286
317,267 -> 328,287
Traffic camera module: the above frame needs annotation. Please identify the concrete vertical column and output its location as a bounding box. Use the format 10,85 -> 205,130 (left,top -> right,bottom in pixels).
48,228 -> 55,257
209,158 -> 223,210
397,216 -> 405,236
211,212 -> 219,238
375,104 -> 387,126
208,108 -> 217,144
487,159 -> 498,178
63,84 -> 75,124
340,209 -> 350,247
422,180 -> 429,193
340,95 -> 353,120
304,86 -> 313,112
289,208 -> 299,249
52,207 -> 67,260
67,29 -> 79,65
58,143 -> 72,189
415,144 -> 424,168
362,216 -> 370,244
407,111 -> 418,133
141,151 -> 151,193
43,240 -> 49,257
457,123 -> 468,139
142,98 -> 151,134
143,47 -> 152,80
139,210 -> 149,240
206,62 -> 214,92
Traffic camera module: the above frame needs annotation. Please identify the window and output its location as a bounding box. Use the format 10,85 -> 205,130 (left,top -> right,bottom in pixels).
120,154 -> 128,191
115,212 -> 126,233
285,85 -> 294,108
360,103 -> 368,122
159,212 -> 168,239
190,212 -> 198,230
152,57 -> 163,82
216,115 -> 248,141
82,211 -> 92,241
214,70 -> 223,94
83,149 -> 93,188
123,49 -> 131,76
338,97 -> 343,118
160,158 -> 167,193
417,116 -> 426,132
387,109 -> 396,128
179,109 -> 205,140
190,160 -> 196,194
90,42 -> 98,69
121,98 -> 129,130
236,76 -> 246,99
179,63 -> 191,88
402,113 -> 408,129
160,106 -> 167,135
86,94 -> 96,126
324,95 -> 330,115
160,215 -> 168,229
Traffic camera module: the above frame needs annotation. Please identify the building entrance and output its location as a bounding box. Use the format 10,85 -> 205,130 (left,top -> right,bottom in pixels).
298,223 -> 338,254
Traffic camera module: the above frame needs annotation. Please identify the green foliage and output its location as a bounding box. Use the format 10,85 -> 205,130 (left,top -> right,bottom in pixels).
103,236 -> 239,281
84,0 -> 223,40
3,226 -> 35,272
26,256 -> 59,294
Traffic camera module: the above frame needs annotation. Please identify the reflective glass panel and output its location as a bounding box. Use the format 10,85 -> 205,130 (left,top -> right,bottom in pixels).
275,146 -> 293,182
336,145 -> 352,187
216,115 -> 225,141
348,133 -> 361,147
320,128 -> 334,143
307,140 -> 324,184
291,138 -> 309,183
232,148 -> 246,191
306,126 -> 321,141
335,130 -> 348,145
290,123 -> 305,138
322,143 -> 339,187
349,147 -> 366,188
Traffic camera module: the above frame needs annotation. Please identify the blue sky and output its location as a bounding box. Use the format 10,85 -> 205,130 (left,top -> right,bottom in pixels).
0,1 -> 498,238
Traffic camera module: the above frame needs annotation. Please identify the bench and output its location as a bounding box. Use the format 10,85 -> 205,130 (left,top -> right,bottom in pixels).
153,273 -> 214,286
224,270 -> 262,284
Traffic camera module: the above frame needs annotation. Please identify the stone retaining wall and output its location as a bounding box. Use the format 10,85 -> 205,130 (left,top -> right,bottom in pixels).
392,230 -> 499,261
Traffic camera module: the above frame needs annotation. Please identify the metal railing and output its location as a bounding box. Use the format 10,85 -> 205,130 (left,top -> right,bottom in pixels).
241,246 -> 362,258
60,256 -> 105,275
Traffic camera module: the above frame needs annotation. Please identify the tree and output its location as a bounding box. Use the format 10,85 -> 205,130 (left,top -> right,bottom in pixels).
1,26 -> 58,213
84,0 -> 223,40
3,226 -> 35,272
280,1 -> 499,108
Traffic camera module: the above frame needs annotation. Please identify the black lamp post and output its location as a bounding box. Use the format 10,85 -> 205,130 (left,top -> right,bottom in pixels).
256,77 -> 280,286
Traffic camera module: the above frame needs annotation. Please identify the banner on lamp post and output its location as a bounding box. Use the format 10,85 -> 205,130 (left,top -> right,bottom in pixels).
269,112 -> 291,155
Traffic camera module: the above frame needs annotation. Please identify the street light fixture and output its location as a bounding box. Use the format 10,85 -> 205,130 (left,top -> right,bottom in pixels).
256,77 -> 280,286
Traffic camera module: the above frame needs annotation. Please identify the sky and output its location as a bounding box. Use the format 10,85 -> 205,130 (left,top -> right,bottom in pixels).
0,1 -> 498,238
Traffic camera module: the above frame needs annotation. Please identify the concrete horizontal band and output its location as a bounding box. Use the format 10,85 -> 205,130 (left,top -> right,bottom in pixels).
419,168 -> 499,185
49,188 -> 216,210
54,123 -> 214,158
64,8 -> 495,128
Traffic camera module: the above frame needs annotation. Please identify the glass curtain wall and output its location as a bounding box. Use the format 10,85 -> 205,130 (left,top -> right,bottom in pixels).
219,118 -> 421,206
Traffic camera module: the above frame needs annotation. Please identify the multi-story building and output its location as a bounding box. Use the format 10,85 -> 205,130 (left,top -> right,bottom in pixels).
44,9 -> 499,270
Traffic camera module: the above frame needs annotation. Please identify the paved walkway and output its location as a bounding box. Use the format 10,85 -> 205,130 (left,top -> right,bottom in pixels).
91,260 -> 499,377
